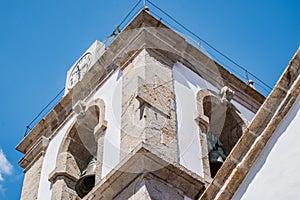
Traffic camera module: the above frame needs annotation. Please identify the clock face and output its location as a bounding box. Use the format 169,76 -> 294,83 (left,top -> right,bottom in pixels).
68,53 -> 92,88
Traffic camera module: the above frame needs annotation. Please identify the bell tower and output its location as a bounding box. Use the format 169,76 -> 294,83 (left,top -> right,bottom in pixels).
16,8 -> 264,200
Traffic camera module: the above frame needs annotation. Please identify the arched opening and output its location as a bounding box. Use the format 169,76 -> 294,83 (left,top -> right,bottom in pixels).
67,125 -> 96,174
203,96 -> 244,152
50,99 -> 107,199
49,123 -> 97,199
197,89 -> 246,178
74,104 -> 99,198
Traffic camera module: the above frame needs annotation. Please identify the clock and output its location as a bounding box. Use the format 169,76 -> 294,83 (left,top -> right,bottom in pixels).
68,53 -> 92,89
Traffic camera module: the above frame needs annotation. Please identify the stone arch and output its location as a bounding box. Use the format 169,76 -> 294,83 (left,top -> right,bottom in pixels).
196,89 -> 220,117
48,123 -> 90,199
196,88 -> 248,178
49,98 -> 107,199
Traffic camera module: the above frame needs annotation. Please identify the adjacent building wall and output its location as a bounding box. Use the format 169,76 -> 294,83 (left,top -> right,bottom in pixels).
233,94 -> 300,200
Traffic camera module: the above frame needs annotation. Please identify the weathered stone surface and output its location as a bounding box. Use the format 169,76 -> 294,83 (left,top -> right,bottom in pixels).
95,130 -> 106,184
230,131 -> 257,162
83,144 -> 205,200
199,181 -> 221,200
223,166 -> 248,195
50,176 -> 78,200
120,49 -> 178,162
48,152 -> 79,183
20,156 -> 43,200
115,174 -> 184,200
19,136 -> 49,171
212,156 -> 237,187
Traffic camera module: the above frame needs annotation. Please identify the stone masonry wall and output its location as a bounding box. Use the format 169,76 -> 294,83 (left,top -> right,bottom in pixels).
20,156 -> 43,200
121,49 -> 177,163
114,174 -> 184,200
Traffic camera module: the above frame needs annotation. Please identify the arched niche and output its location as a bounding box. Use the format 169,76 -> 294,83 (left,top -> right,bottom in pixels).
49,98 -> 107,199
196,88 -> 248,178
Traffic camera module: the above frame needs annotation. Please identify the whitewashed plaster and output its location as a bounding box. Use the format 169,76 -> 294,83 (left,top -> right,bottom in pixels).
173,62 -> 210,176
232,101 -> 255,122
173,62 -> 255,177
233,94 -> 300,200
86,68 -> 122,177
37,116 -> 75,200
37,68 -> 122,200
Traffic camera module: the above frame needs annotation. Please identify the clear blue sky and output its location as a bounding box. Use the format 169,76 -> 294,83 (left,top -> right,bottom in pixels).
0,0 -> 299,199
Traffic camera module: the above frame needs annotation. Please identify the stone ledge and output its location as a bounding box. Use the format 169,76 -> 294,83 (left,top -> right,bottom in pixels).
83,142 -> 205,199
18,136 -> 49,171
136,76 -> 173,118
48,170 -> 78,184
16,95 -> 72,154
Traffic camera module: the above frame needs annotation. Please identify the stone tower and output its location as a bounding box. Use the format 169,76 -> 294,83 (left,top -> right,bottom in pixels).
16,8 -> 264,200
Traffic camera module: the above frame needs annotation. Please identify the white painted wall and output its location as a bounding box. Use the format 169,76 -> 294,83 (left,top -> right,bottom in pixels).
37,69 -> 122,199
173,62 -> 211,176
173,62 -> 255,177
37,116 -> 75,200
233,94 -> 300,200
232,101 -> 255,122
86,69 -> 122,177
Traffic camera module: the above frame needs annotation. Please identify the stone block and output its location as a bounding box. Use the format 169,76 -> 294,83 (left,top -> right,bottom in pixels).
230,131 -> 257,162
20,156 -> 43,200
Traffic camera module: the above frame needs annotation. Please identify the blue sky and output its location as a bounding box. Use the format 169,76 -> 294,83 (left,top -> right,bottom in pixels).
0,0 -> 299,199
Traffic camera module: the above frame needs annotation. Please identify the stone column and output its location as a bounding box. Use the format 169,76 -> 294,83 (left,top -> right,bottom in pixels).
121,49 -> 178,163
114,173 -> 185,200
20,156 -> 44,200
94,122 -> 107,184
19,136 -> 49,200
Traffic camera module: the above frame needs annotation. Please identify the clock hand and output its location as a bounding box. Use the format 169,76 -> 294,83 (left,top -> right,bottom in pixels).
75,65 -> 81,80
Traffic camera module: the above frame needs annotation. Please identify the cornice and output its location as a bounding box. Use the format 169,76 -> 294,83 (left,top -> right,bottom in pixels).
18,136 -> 49,172
83,142 -> 206,199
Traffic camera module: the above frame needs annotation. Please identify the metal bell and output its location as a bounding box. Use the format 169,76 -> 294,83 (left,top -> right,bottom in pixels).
209,150 -> 224,163
209,150 -> 224,178
75,157 -> 97,198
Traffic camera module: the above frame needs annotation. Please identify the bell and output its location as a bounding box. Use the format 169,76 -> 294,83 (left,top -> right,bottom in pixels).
209,150 -> 224,178
209,150 -> 224,163
75,157 -> 97,198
